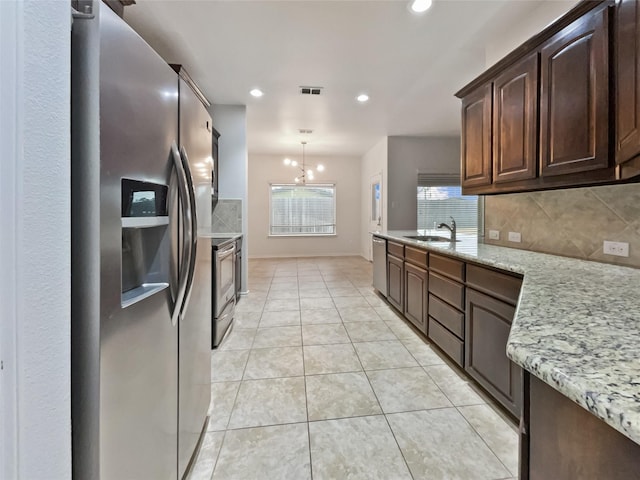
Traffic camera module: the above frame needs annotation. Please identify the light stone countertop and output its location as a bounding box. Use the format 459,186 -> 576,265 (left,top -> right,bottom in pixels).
200,231 -> 243,240
373,230 -> 640,445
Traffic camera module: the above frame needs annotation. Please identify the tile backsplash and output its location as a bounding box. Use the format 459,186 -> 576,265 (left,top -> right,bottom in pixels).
484,183 -> 640,268
211,199 -> 242,233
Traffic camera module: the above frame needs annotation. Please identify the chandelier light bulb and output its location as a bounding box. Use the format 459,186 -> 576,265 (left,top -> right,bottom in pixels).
283,158 -> 291,165
307,169 -> 313,175
317,164 -> 325,172
294,177 -> 300,183
291,160 -> 298,167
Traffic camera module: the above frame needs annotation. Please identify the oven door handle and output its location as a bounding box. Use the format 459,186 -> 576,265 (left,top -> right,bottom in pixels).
170,141 -> 190,327
217,244 -> 235,261
179,145 -> 199,314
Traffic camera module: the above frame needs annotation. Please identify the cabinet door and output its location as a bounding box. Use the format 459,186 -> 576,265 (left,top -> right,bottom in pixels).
465,289 -> 522,417
461,83 -> 493,188
616,0 -> 640,165
493,53 -> 539,183
404,262 -> 427,332
539,6 -> 610,177
387,254 -> 404,312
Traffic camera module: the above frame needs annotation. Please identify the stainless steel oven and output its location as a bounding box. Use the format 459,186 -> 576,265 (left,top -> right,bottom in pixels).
212,239 -> 235,347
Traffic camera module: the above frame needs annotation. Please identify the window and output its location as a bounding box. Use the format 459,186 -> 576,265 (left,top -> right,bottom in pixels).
417,174 -> 480,235
270,184 -> 336,236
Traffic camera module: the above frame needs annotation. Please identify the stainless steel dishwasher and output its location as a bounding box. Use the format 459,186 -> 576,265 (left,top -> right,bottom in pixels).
372,235 -> 387,296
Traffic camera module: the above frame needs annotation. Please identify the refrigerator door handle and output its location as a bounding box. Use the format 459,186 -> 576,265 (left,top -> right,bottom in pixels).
179,146 -> 199,313
170,141 -> 192,327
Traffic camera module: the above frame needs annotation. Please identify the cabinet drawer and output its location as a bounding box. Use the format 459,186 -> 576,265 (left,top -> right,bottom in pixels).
405,246 -> 428,267
429,272 -> 464,310
466,264 -> 522,305
388,241 -> 404,258
429,253 -> 465,282
428,317 -> 464,367
429,294 -> 464,339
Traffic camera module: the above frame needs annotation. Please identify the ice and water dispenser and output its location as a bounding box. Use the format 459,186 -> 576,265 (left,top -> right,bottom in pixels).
121,178 -> 170,308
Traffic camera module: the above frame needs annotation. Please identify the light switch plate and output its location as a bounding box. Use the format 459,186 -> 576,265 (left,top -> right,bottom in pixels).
488,230 -> 500,240
508,231 -> 521,243
603,240 -> 629,257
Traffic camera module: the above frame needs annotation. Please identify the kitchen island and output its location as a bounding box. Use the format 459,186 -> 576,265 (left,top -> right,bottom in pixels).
373,230 -> 640,478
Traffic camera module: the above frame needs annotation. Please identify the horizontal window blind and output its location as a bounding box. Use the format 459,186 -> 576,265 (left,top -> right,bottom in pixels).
270,184 -> 336,236
417,184 -> 479,235
417,173 -> 460,187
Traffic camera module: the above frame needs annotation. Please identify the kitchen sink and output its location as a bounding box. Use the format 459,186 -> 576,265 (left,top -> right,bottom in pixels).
404,235 -> 459,243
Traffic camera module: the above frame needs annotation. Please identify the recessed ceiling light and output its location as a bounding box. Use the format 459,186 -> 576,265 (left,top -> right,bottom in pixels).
410,0 -> 432,13
249,88 -> 264,97
356,94 -> 369,103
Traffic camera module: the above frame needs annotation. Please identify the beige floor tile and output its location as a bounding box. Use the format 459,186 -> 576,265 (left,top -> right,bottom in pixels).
208,381 -> 240,431
343,321 -> 397,342
298,288 -> 331,299
271,276 -> 298,284
302,324 -> 350,345
263,298 -> 300,311
298,281 -> 327,290
189,431 -> 225,480
324,280 -> 355,289
401,336 -> 447,366
309,415 -> 412,480
366,367 -> 451,413
423,364 -> 486,406
266,289 -> 299,300
252,326 -> 302,348
458,404 -> 519,476
228,377 -> 307,429
384,318 -> 420,340
374,305 -> 403,321
337,306 -> 381,322
300,297 -> 336,310
243,346 -> 304,380
234,311 -> 261,329
303,344 -> 363,375
235,298 -> 266,313
211,350 -> 249,382
259,310 -> 300,327
216,328 -> 256,351
327,283 -> 368,298
212,424 -> 310,480
387,409 -> 511,480
300,308 -> 342,325
363,294 -> 388,308
306,372 -> 381,421
353,340 -> 418,370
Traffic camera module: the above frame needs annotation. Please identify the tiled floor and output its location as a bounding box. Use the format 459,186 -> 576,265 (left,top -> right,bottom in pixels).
189,256 -> 519,480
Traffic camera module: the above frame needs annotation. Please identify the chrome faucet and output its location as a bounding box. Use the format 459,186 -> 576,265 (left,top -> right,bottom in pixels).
437,216 -> 457,242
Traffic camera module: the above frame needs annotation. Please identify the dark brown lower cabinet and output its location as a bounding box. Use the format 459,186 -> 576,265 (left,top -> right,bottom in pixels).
387,254 -> 404,312
525,374 -> 640,480
404,262 -> 427,332
465,288 -> 522,417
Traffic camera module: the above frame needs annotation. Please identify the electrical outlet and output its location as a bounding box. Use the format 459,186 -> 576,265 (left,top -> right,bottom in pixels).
508,231 -> 521,243
488,230 -> 500,240
603,241 -> 629,257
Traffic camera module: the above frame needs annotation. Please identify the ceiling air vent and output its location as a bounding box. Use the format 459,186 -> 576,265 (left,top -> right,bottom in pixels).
299,86 -> 323,95
298,129 -> 313,134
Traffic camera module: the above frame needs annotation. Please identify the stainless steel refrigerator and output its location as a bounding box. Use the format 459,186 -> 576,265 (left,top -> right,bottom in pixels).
71,2 -> 212,478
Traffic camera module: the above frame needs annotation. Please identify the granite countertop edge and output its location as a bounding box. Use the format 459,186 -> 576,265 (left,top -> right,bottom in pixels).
373,230 -> 640,445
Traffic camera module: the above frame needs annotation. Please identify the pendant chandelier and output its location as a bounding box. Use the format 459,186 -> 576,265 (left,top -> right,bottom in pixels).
283,141 -> 325,184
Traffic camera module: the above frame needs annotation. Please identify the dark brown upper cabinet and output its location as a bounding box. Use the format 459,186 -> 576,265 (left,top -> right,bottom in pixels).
461,84 -> 493,189
493,53 -> 539,184
455,1 -> 628,195
616,0 -> 640,176
539,6 -> 610,177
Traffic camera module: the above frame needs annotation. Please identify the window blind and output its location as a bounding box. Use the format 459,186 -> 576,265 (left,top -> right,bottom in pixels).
416,174 -> 480,234
270,184 -> 336,236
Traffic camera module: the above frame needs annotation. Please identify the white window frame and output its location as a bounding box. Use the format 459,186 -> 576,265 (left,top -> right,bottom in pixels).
268,183 -> 337,237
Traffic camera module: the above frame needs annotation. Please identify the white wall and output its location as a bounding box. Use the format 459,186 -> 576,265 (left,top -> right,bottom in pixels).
211,104 -> 248,291
387,136 -> 460,230
485,0 -> 578,68
249,154 -> 361,257
0,1 -> 71,478
360,137 -> 388,260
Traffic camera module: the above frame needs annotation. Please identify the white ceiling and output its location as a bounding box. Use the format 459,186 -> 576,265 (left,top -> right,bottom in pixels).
124,0 -> 575,157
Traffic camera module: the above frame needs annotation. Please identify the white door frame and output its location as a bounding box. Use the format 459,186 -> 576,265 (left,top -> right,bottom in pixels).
0,0 -> 22,477
368,172 -> 383,261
